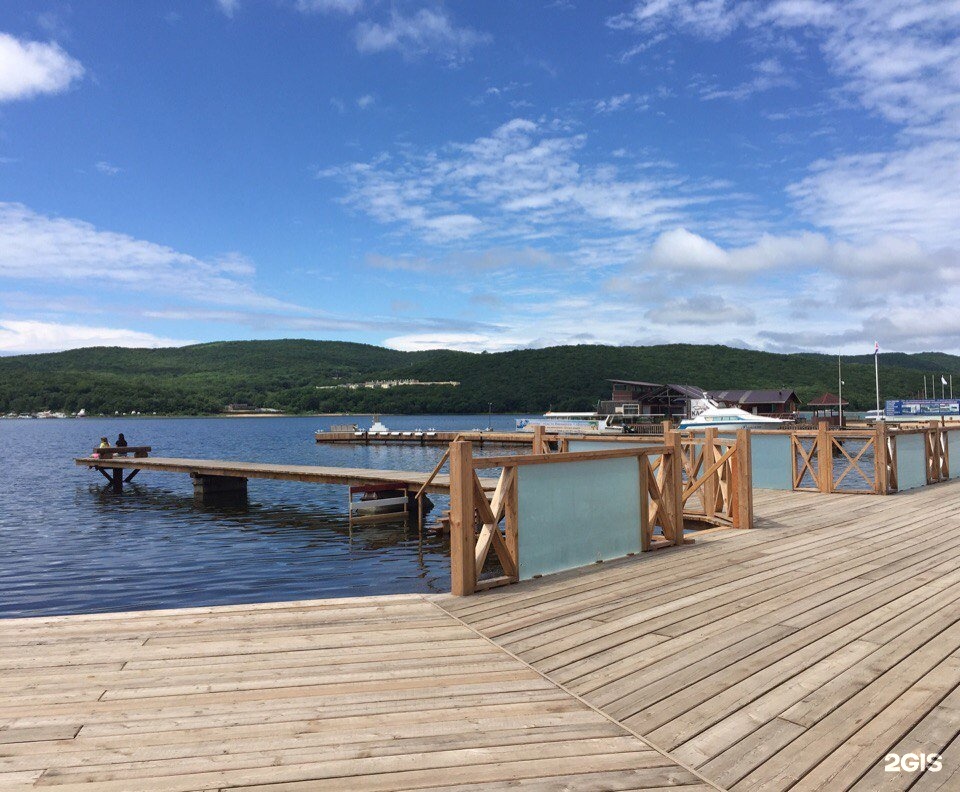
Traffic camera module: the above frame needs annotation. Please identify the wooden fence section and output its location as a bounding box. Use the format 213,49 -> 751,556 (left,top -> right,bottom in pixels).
678,428 -> 753,531
752,420 -> 960,495
447,429 -> 753,596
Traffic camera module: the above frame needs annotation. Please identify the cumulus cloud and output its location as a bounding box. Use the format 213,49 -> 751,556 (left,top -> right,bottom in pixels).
0,319 -> 190,354
642,227 -> 958,285
0,32 -> 84,102
354,8 -> 490,65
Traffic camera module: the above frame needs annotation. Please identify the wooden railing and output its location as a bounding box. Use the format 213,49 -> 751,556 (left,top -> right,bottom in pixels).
678,428 -> 753,530
757,420 -> 959,495
447,428 -> 754,595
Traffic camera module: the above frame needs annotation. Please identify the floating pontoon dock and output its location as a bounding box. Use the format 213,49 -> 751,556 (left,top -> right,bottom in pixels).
314,429 -> 538,446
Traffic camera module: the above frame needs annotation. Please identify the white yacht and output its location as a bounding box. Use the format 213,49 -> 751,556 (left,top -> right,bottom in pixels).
679,406 -> 787,430
516,412 -> 622,435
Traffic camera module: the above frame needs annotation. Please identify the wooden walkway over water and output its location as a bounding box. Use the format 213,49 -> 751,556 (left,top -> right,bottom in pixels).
5,481 -> 960,790
74,456 -> 499,494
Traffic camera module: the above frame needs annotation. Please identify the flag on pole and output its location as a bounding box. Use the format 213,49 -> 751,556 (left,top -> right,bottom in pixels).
942,375 -> 948,386
875,341 -> 879,355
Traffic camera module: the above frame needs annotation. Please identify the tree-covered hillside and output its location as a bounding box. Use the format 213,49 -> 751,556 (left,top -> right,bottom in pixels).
0,340 -> 957,415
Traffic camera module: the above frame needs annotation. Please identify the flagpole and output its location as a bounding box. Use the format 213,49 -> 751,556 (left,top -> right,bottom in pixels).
924,376 -> 928,400
838,352 -> 843,427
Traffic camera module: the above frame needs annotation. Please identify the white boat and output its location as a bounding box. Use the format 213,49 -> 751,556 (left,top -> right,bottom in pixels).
516,412 -> 623,435
368,414 -> 389,433
679,407 -> 787,431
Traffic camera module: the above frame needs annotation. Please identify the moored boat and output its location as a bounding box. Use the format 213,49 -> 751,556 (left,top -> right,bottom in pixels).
679,407 -> 787,430
516,412 -> 623,435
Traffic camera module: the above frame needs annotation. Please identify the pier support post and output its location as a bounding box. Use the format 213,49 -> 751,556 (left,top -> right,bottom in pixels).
191,474 -> 248,506
110,467 -> 124,494
449,440 -> 476,596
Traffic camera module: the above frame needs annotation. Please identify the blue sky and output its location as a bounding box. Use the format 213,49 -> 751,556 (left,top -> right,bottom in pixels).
0,0 -> 957,355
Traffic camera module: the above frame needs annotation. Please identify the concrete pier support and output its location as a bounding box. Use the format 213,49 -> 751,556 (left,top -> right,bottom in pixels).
191,474 -> 248,506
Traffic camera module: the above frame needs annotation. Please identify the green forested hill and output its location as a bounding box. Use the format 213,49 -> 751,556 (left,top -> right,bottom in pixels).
0,340 -> 957,415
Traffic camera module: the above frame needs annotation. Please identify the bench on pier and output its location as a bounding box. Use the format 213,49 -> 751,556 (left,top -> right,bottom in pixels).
88,447 -> 151,491
91,446 -> 151,460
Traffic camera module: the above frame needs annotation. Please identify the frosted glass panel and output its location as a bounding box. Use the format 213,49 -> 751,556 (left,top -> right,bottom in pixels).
752,434 -> 793,490
896,433 -> 927,491
517,457 -> 641,580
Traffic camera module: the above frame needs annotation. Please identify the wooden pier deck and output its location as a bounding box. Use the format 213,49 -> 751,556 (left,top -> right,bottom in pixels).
0,597 -> 707,792
73,456 -> 498,494
5,481 -> 960,790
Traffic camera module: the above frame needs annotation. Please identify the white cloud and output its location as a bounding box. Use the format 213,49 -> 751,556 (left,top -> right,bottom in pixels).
216,0 -> 240,18
0,202 -> 299,312
322,118 -> 722,246
594,93 -> 649,113
610,1 -> 960,133
641,226 -> 958,286
646,295 -> 756,326
296,0 -> 364,13
94,161 -> 121,176
0,32 -> 84,102
788,141 -> 960,248
384,332 -> 525,353
0,319 -> 190,354
701,58 -> 795,100
354,8 -> 490,65
356,93 -> 375,109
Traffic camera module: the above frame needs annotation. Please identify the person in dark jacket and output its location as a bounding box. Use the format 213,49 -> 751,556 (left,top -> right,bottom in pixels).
116,433 -> 128,456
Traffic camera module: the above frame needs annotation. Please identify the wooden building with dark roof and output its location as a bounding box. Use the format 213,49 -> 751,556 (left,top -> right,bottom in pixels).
707,389 -> 801,418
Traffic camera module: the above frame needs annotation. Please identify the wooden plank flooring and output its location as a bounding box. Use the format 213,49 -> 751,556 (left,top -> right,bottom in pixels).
6,481 -> 960,790
0,596 -> 706,791
440,480 -> 960,791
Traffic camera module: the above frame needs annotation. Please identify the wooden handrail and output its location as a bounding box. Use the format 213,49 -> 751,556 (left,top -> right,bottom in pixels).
472,445 -> 669,470
414,434 -> 463,501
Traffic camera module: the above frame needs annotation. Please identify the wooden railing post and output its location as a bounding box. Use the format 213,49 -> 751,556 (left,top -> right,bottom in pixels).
666,430 -> 684,545
638,455 -> 650,551
928,420 -> 941,482
875,421 -> 889,494
734,429 -> 753,530
817,420 -> 833,493
702,427 -> 718,520
448,440 -> 476,596
532,425 -> 547,455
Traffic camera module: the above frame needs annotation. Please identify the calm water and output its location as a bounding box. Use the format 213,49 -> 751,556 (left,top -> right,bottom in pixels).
0,414 -> 530,618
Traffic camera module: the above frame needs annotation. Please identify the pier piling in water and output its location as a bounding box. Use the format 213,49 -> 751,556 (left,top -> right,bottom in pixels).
191,473 -> 248,505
